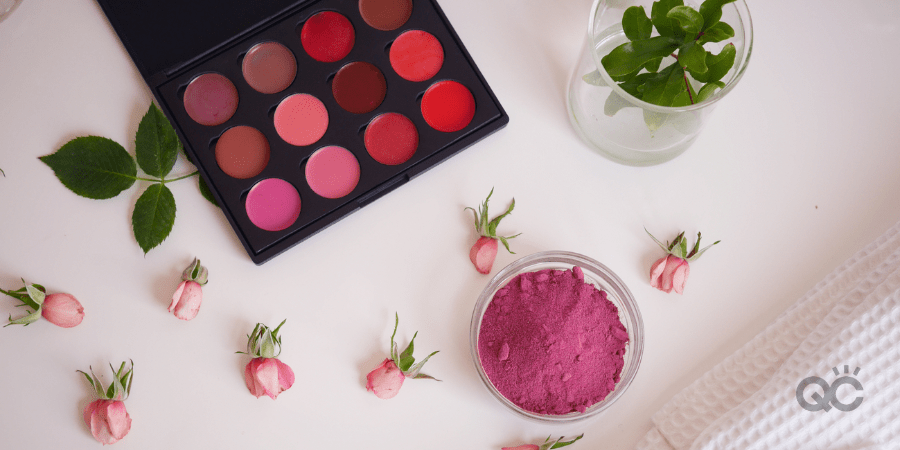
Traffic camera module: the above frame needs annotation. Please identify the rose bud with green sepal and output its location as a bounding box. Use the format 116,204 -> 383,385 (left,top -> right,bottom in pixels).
366,313 -> 439,399
237,319 -> 295,399
465,188 -> 521,274
2,280 -> 84,328
502,435 -> 584,450
646,228 -> 720,294
168,258 -> 208,321
77,361 -> 134,445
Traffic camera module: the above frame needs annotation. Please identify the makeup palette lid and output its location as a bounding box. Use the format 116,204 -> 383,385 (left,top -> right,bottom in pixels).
96,0 -> 300,81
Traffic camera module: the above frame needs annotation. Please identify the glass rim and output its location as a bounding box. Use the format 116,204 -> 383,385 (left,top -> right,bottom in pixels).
469,250 -> 644,424
586,0 -> 754,113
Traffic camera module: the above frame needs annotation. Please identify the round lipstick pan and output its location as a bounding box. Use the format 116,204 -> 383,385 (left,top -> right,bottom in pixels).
389,30 -> 443,82
273,93 -> 329,146
183,73 -> 239,126
215,126 -> 270,179
359,0 -> 413,31
300,11 -> 355,62
364,113 -> 418,165
332,61 -> 387,114
421,80 -> 476,132
242,41 -> 297,94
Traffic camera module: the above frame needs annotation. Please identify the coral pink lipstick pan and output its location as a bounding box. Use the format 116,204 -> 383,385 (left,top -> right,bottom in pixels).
97,0 -> 508,263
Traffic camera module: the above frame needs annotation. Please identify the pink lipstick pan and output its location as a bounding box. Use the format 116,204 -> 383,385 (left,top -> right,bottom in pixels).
96,0 -> 508,264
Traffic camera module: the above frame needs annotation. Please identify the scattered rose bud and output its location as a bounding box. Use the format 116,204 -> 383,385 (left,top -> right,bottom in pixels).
168,258 -> 208,321
1,280 -> 84,328
237,319 -> 295,399
366,313 -> 439,399
77,361 -> 134,445
502,434 -> 584,450
366,358 -> 405,399
42,293 -> 85,328
646,228 -> 720,294
465,188 -> 520,274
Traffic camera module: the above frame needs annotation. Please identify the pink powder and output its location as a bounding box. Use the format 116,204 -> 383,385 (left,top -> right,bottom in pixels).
478,266 -> 628,415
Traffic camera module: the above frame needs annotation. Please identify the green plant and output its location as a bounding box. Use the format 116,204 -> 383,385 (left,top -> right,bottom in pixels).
600,0 -> 737,107
40,104 -> 216,254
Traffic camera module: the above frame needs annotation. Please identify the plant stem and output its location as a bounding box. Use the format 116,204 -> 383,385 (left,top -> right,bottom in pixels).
134,171 -> 199,184
683,71 -> 695,104
161,171 -> 199,184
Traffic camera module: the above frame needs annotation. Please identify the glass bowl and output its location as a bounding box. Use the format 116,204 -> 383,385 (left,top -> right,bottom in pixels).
469,251 -> 644,423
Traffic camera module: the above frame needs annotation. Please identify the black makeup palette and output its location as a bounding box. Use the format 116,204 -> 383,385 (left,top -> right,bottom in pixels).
96,0 -> 508,264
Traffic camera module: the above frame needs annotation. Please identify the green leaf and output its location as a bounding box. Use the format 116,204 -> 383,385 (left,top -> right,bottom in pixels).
601,36 -> 681,78
25,283 -> 45,306
671,91 -> 692,107
699,0 -> 736,30
651,0 -> 685,37
697,21 -> 734,45
622,6 -> 653,41
413,373 -> 439,381
132,183 -> 176,254
610,67 -> 640,83
39,136 -> 136,199
669,232 -> 685,251
407,350 -> 439,378
398,331 -> 417,372
5,307 -> 42,327
77,370 -> 95,389
690,43 -> 735,83
549,434 -> 584,449
604,91 -> 635,117
487,198 -> 516,237
109,363 -> 126,400
389,313 -> 400,362
667,6 -> 704,35
687,239 -> 721,262
581,70 -> 607,87
644,57 -> 663,73
643,110 -> 670,133
696,81 -> 726,102
105,378 -> 116,399
619,72 -> 654,98
641,63 -> 685,107
678,41 -> 708,74
135,103 -> 180,178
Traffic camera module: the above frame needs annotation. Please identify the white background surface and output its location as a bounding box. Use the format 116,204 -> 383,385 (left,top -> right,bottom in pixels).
1,0 -> 899,448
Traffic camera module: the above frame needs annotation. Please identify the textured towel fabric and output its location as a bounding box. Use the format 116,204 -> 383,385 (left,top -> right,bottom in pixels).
637,221 -> 900,450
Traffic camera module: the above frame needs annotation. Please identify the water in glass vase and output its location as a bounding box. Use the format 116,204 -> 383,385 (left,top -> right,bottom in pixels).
567,26 -> 707,166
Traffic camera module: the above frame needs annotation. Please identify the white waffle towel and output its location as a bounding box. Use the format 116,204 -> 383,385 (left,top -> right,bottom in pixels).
636,221 -> 900,450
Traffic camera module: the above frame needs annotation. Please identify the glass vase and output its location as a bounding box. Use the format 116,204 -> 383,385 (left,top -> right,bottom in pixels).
567,0 -> 753,166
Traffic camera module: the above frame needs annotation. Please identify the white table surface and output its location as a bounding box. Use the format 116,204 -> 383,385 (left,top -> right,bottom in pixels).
2,0 -> 899,448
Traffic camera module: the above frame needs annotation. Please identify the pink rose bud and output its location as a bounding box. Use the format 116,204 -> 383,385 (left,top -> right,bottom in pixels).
168,280 -> 203,320
238,320 -> 295,399
2,281 -> 85,328
465,188 -> 520,274
365,313 -> 439,399
646,229 -> 719,295
649,255 -> 690,294
503,435 -> 583,450
168,258 -> 208,320
78,361 -> 134,445
366,358 -> 406,399
244,357 -> 295,399
83,399 -> 132,445
41,293 -> 84,328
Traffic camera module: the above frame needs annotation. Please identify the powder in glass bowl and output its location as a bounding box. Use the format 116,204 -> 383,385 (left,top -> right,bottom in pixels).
477,266 -> 628,415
